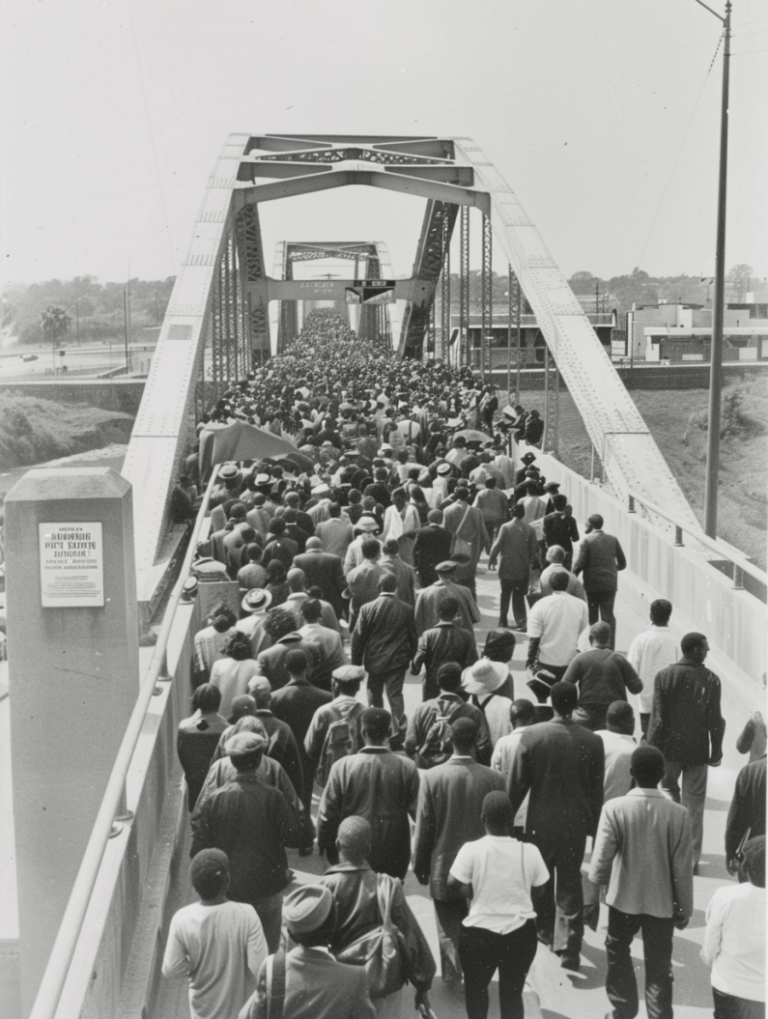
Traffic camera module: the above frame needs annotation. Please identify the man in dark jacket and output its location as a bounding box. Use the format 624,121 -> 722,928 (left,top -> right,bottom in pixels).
190,731 -> 303,951
412,595 -> 479,701
292,537 -> 347,620
572,513 -> 627,649
413,719 -> 505,985
564,622 -> 643,731
508,681 -> 604,971
647,632 -> 726,872
412,509 -> 454,587
269,650 -> 332,852
542,494 -> 580,569
317,708 -> 420,880
351,573 -> 417,735
488,504 -> 538,631
725,754 -> 766,874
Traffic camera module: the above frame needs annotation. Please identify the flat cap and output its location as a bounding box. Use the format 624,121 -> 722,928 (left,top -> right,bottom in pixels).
435,560 -> 458,573
283,884 -> 333,934
332,665 -> 366,683
225,732 -> 267,758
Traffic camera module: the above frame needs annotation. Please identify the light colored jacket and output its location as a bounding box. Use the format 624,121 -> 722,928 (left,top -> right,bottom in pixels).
589,787 -> 693,920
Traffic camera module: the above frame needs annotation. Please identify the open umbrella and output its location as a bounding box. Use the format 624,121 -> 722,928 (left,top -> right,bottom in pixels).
273,450 -> 315,473
200,421 -> 299,480
454,428 -> 493,445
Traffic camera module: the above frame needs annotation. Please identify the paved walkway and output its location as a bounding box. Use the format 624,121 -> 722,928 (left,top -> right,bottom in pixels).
1,548 -> 764,1018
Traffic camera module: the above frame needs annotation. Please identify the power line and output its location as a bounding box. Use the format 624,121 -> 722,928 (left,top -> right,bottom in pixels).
634,32 -> 723,271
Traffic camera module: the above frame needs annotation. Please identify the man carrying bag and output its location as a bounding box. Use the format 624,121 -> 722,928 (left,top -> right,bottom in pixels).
321,815 -> 435,1017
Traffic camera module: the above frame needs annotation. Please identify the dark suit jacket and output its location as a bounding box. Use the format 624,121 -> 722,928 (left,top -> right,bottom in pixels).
413,758 -> 505,898
412,524 -> 454,585
292,550 -> 346,617
572,529 -> 626,593
725,755 -> 766,860
351,593 -> 417,674
317,747 -> 420,879
647,658 -> 725,765
190,773 -> 303,900
412,621 -> 479,695
543,511 -> 580,552
270,678 -> 333,799
508,717 -> 604,844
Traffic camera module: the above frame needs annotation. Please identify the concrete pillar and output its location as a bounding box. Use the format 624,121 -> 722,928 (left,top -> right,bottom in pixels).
4,468 -> 139,1016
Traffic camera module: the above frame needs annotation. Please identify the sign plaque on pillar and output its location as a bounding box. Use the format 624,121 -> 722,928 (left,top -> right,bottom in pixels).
38,522 -> 105,607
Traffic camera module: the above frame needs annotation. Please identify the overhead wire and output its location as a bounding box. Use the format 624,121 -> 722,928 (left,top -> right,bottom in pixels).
633,30 -> 724,271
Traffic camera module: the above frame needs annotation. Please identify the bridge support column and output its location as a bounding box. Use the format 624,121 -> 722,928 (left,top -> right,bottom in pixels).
4,467 -> 139,1016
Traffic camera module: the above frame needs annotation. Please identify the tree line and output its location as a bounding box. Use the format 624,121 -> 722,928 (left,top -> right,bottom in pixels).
2,264 -> 763,346
1,275 -> 175,345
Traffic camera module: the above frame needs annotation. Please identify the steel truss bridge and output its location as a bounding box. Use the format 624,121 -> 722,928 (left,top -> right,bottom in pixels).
271,241 -> 395,349
122,132 -> 700,616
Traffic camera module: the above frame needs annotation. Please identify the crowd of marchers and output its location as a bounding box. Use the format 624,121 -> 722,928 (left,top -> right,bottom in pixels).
161,310 -> 765,1019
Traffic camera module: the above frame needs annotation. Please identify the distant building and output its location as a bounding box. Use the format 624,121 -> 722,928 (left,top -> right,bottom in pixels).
624,300 -> 768,363
448,309 -> 616,366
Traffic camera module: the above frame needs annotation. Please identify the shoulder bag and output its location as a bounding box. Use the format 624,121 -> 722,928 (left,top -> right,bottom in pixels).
336,872 -> 407,998
451,504 -> 473,562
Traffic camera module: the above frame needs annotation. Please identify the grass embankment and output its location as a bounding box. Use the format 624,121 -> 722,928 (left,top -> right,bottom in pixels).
0,393 -> 134,472
534,378 -> 767,569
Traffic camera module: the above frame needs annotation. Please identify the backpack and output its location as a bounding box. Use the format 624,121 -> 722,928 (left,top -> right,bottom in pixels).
471,691 -> 501,715
416,697 -> 462,769
316,701 -> 365,787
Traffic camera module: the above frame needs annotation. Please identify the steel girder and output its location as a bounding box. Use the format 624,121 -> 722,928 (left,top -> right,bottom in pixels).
448,137 -> 700,530
481,213 -> 492,380
459,207 -> 470,368
398,199 -> 458,358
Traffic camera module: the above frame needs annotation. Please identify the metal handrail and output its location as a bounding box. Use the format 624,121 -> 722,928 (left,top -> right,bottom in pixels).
29,472 -> 216,1019
626,487 -> 767,590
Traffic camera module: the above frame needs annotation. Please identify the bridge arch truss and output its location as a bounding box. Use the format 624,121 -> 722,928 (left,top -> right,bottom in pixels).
123,132 -> 700,612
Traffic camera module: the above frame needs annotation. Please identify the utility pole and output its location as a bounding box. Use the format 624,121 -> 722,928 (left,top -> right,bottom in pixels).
698,0 -> 732,538
506,265 -> 512,402
515,274 -> 522,405
123,286 -> 130,375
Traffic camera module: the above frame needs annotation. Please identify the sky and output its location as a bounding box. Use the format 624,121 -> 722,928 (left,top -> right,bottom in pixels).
2,0 -> 766,287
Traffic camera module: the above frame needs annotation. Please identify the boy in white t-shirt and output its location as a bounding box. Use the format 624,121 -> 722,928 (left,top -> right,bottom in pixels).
162,849 -> 267,1019
448,791 -> 549,1018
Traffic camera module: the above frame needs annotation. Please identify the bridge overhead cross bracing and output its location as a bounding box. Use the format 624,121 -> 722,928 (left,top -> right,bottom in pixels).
123,131 -> 699,614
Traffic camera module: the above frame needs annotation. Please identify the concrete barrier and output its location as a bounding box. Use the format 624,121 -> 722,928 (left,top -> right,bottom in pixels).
528,448 -> 766,688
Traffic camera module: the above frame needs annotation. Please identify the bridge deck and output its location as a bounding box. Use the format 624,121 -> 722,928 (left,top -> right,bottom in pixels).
2,546 -> 760,1019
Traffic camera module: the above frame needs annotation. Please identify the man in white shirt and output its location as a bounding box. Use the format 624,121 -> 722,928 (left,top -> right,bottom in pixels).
526,570 -> 589,684
626,599 -> 678,737
162,849 -> 266,1019
701,835 -> 765,1018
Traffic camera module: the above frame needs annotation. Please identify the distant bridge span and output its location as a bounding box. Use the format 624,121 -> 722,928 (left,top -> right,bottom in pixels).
122,133 -> 700,614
